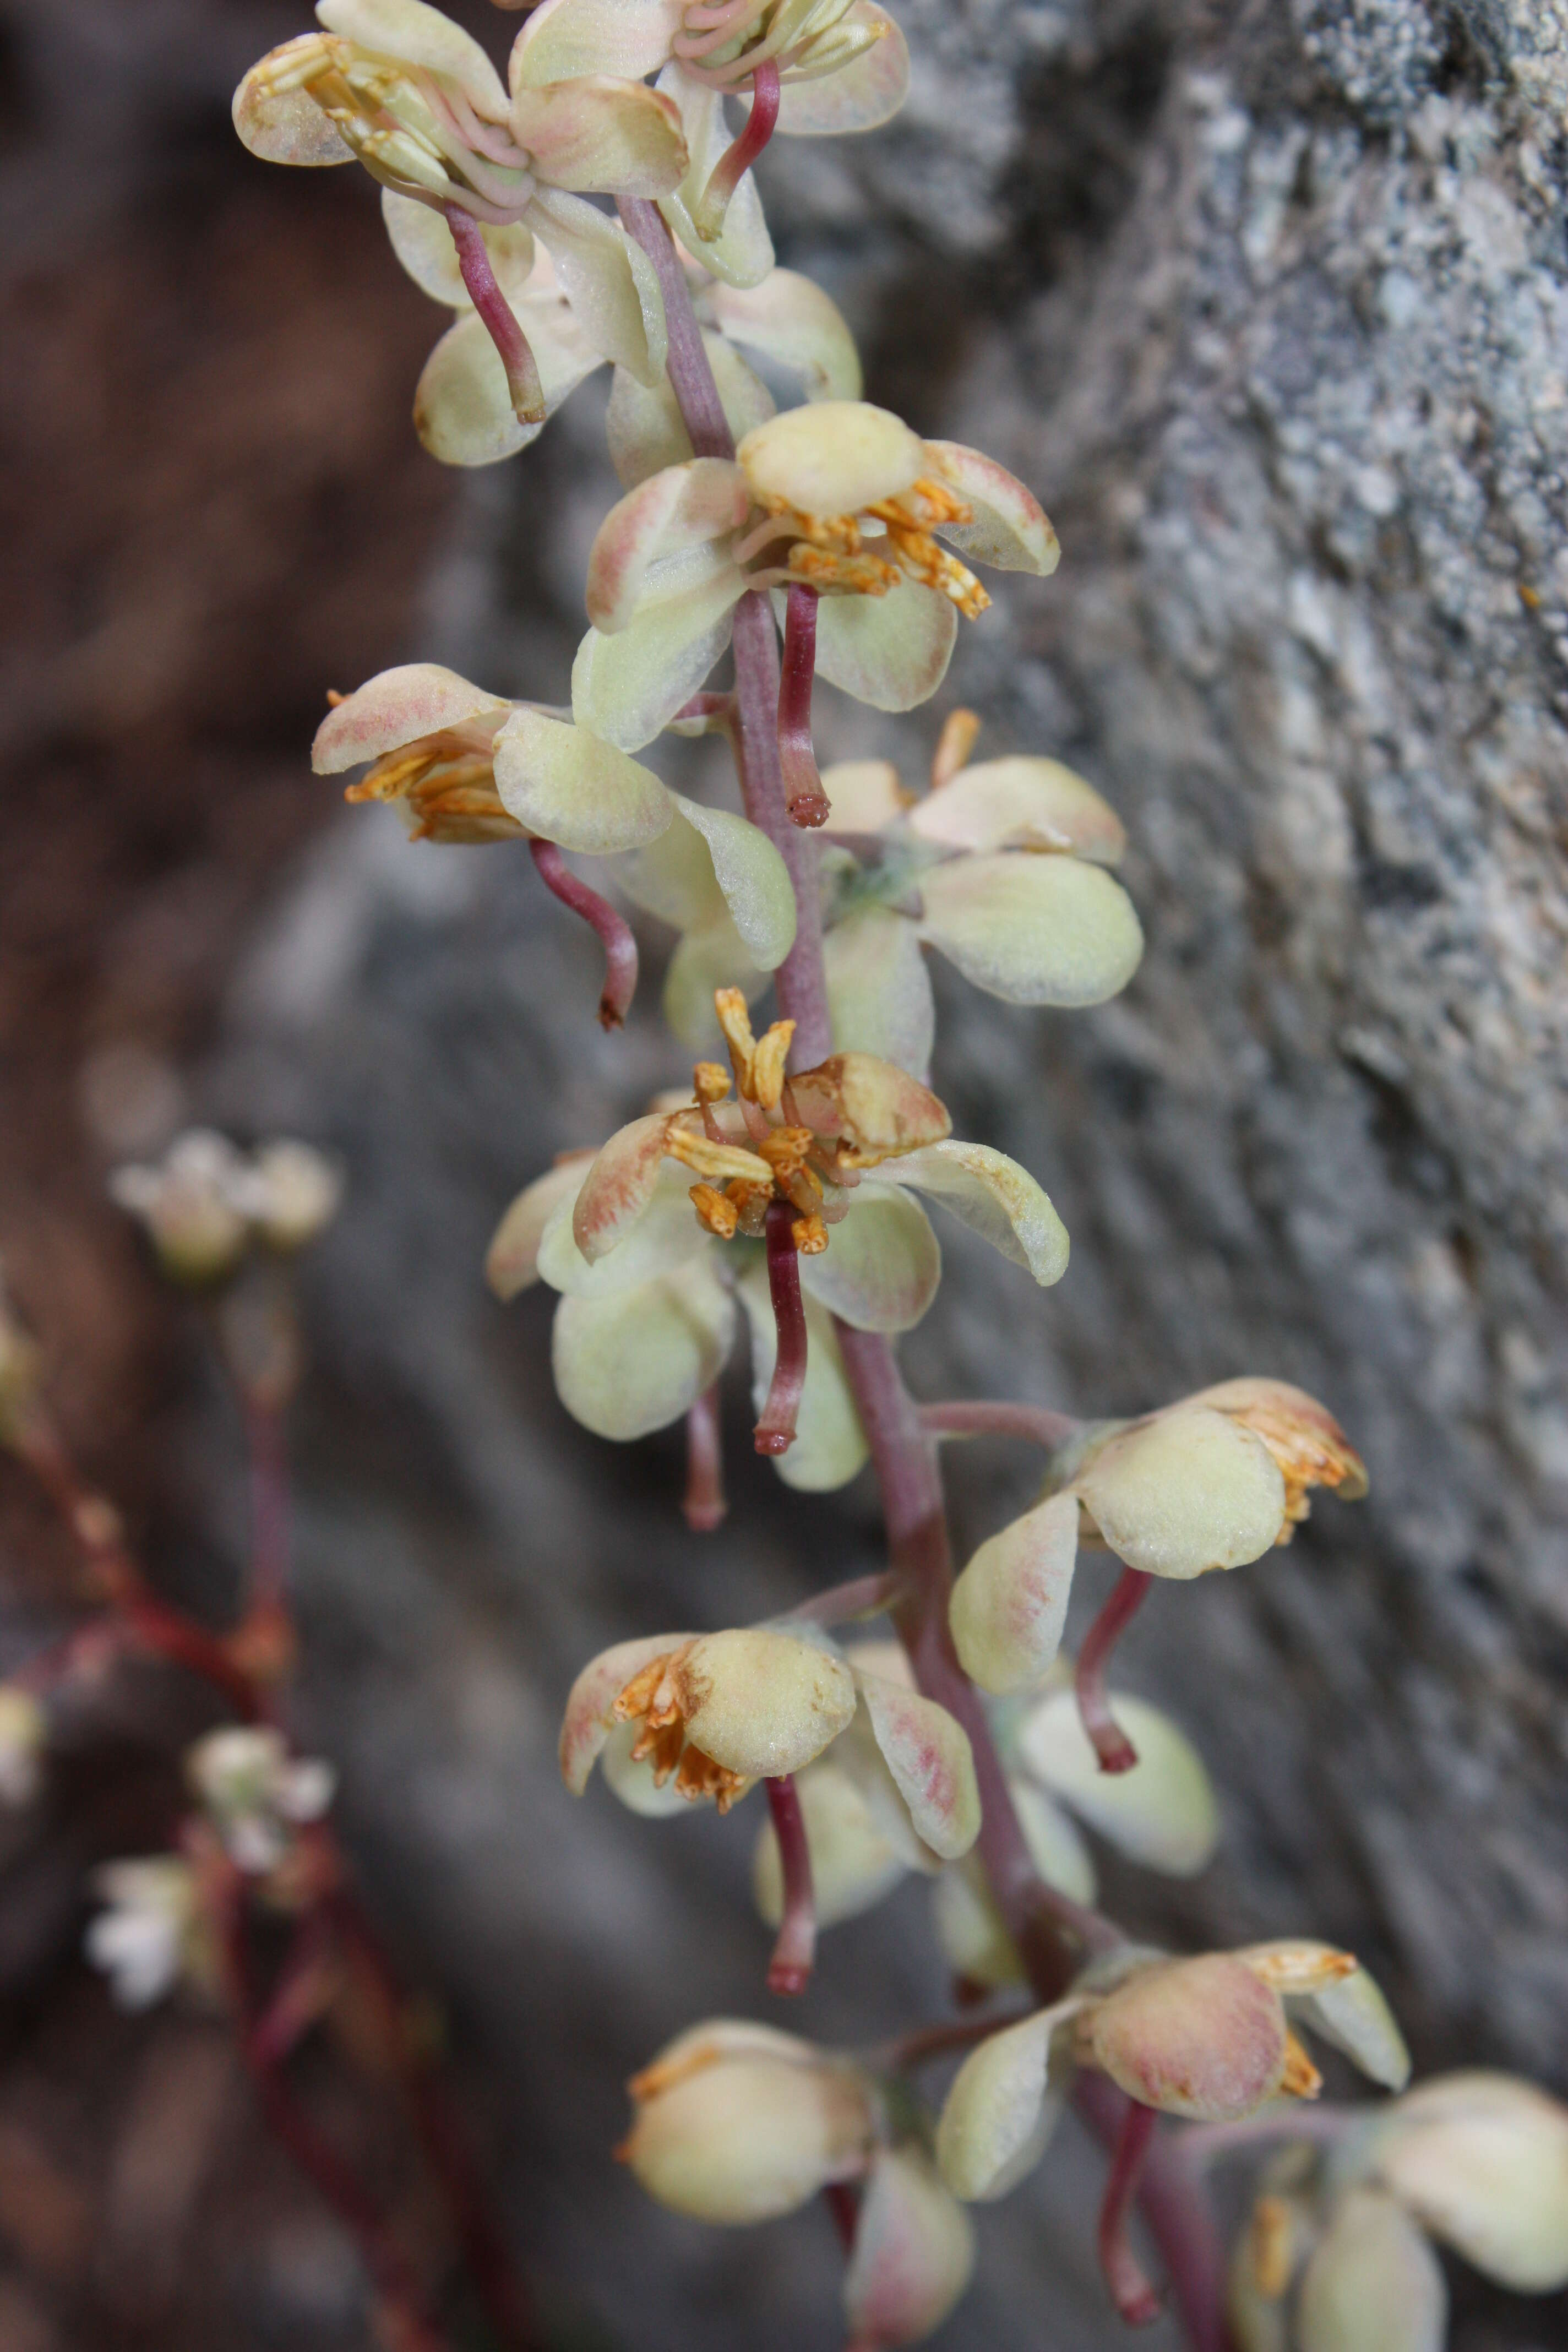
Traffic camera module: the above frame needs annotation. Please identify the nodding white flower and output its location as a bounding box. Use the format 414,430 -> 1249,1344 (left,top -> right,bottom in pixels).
574,402 -> 1059,752
562,1622 -> 980,1859
0,1687 -> 46,1809
85,1857 -> 205,2011
0,1265 -> 42,1447
515,1 -> 910,285
816,712 -> 1143,1058
489,1004 -> 1068,1483
186,1727 -> 336,1875
1364,2072 -> 1568,2293
618,2019 -> 878,2223
235,1 -> 684,454
313,661 -> 678,853
110,1129 -> 255,1287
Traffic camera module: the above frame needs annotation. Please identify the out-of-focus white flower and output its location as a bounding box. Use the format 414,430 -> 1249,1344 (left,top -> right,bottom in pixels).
843,2143 -> 975,2347
186,1727 -> 336,1874
0,1687 -> 46,1808
619,2018 -> 877,2222
574,402 -> 1059,751
85,1857 -> 204,2011
110,1130 -> 254,1286
247,1141 -> 344,1253
1366,2071 -> 1568,2291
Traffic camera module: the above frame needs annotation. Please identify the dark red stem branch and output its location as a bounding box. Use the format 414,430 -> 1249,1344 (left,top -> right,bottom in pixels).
755,1201 -> 807,1455
1097,2096 -> 1163,2326
682,1384 -> 727,1531
692,60 -> 781,239
778,585 -> 829,827
919,1399 -> 1084,1447
1076,2075 -> 1232,2352
764,1773 -> 816,1996
1075,1565 -> 1152,1774
530,840 -> 638,1029
446,205 -> 544,424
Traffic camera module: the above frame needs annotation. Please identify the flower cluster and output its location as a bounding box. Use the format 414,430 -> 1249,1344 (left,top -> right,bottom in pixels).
109,1129 -> 341,1286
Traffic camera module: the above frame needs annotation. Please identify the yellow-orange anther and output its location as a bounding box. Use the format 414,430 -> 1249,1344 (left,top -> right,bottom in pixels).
792,1214 -> 829,1255
930,707 -> 982,792
693,1061 -> 732,1106
690,1183 -> 739,1239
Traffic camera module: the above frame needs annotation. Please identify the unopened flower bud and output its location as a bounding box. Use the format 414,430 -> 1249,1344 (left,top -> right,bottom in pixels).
1295,2188 -> 1446,2352
248,1140 -> 343,1252
1079,1953 -> 1300,2122
843,2145 -> 975,2346
110,1129 -> 252,1287
0,1686 -> 46,1807
186,1726 -> 335,1874
619,2019 -> 876,2224
1370,2071 -> 1568,2291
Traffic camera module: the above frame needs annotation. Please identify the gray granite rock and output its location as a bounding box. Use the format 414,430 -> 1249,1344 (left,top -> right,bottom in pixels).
208,1 -> 1568,2343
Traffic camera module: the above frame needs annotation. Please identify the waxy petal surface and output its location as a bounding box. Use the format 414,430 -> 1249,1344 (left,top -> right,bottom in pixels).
485,1153 -> 592,1299
739,400 -> 923,518
910,755 -> 1126,863
788,1052 -> 951,1161
551,1256 -> 736,1439
382,189 -> 536,308
891,1140 -> 1069,1286
1075,1407 -> 1287,1580
573,562 -> 746,749
856,1672 -> 979,1860
511,74 -> 686,196
773,3 -> 911,133
657,64 -> 775,289
704,269 -> 862,402
917,854 -> 1144,1006
538,1169 -> 709,1297
843,2148 -> 974,2346
824,906 -> 935,1080
665,917 -> 768,1050
513,0 -> 684,87
607,336 -> 775,488
1371,2073 -> 1568,2291
813,576 -> 957,710
317,0 -> 509,112
949,1492 -> 1079,1696
672,794 -> 796,967
413,301 -> 600,466
1015,1689 -> 1220,1877
587,458 -> 748,628
753,1759 -> 905,1929
1297,2191 -> 1446,2352
560,1629 -> 685,1794
798,1182 -> 941,1333
313,662 -> 508,771
924,439 -> 1060,574
493,709 -> 673,852
679,1627 -> 857,1779
573,1112 -> 673,1262
936,2007 -> 1061,2202
529,186 -> 668,382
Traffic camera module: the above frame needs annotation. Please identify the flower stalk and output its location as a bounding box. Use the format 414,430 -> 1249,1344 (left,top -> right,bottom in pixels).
764,1772 -> 817,1995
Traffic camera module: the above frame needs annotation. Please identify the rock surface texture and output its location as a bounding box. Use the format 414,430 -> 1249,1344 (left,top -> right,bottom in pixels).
211,3 -> 1568,2345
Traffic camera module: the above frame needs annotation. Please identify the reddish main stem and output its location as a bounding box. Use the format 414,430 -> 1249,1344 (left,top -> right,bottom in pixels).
778,586 -> 829,826
919,1399 -> 1084,1448
755,1201 -> 807,1455
529,840 -> 638,1029
683,1385 -> 728,1531
1075,1565 -> 1152,1774
1098,2098 -> 1163,2325
446,205 -> 544,424
764,1773 -> 816,1996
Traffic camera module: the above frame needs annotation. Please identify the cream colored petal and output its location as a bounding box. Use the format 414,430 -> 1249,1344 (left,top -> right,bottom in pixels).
739,400 -> 922,517
559,1629 -> 687,1794
1087,1953 -> 1288,2122
484,1153 -> 591,1299
623,2046 -> 872,2224
949,1493 -> 1079,1697
910,756 -> 1126,864
312,662 -> 507,772
586,460 -> 750,631
511,75 -> 686,198
527,185 -> 668,382
512,0 -> 684,89
413,304 -> 600,466
1297,2191 -> 1447,2352
843,2148 -> 974,2348
316,0 -> 509,115
537,1168 -> 709,1297
890,1140 -> 1069,1286
664,918 -> 768,1051
823,907 -> 935,1081
923,439 -> 1060,575
1014,1783 -> 1098,1904
753,1758 -> 906,1929
935,2007 -> 1060,2202
572,1112 -> 672,1262
380,188 -> 536,307
820,758 -> 905,831
856,1672 -> 979,1860
492,708 -> 673,852
1372,2073 -> 1568,2291
739,1266 -> 869,1492
917,853 -> 1143,1006
930,1861 -> 1024,1992
679,1627 -> 856,1780
611,800 -> 727,931
704,269 -> 862,401
1076,1406 -> 1287,1580
571,563 -> 746,751
551,1256 -> 736,1439
787,1051 -> 950,1161
672,794 -> 796,968
1298,1968 -> 1411,2092
773,3 -> 910,133
797,1181 -> 940,1333
606,336 -> 775,488
812,578 -> 957,710
1015,1688 -> 1220,1877
656,64 -> 775,290
233,40 -> 354,165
